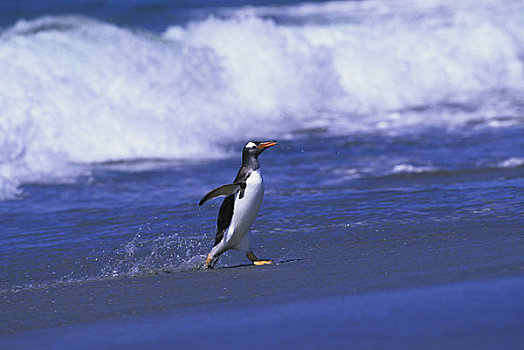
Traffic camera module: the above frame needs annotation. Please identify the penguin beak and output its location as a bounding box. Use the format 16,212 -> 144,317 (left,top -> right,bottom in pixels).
257,141 -> 277,149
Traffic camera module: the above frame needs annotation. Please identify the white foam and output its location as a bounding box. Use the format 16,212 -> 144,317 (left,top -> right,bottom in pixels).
166,0 -> 524,129
392,164 -> 437,174
498,157 -> 524,168
0,0 -> 523,199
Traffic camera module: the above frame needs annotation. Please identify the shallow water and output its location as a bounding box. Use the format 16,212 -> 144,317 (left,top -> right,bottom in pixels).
1,0 -> 524,348
2,130 -> 524,347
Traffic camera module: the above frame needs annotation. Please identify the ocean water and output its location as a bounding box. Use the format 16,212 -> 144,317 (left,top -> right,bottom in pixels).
1,0 -> 524,348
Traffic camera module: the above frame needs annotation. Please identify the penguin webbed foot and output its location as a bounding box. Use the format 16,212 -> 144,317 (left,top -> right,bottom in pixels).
246,252 -> 273,266
201,254 -> 218,270
253,260 -> 273,266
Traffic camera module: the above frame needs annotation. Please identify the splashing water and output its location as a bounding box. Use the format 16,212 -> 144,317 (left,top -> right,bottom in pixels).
102,230 -> 207,277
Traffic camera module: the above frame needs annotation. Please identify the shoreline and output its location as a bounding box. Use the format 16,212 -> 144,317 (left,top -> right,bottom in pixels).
3,274 -> 524,349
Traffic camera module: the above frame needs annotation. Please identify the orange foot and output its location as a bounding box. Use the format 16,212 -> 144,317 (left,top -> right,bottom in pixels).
253,260 -> 273,266
201,254 -> 214,269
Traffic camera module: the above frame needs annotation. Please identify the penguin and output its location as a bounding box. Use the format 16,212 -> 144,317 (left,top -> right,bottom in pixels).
198,140 -> 277,269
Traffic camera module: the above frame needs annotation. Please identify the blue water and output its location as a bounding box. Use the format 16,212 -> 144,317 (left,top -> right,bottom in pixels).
1,0 -> 524,348
0,0 -> 327,31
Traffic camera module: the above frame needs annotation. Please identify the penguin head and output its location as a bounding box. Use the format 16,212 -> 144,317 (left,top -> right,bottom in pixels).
243,141 -> 277,158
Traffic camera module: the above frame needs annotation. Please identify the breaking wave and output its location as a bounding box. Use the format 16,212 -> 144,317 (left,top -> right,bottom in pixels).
1,0 -> 523,199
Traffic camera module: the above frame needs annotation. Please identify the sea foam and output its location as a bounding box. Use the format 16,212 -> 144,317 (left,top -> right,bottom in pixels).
0,0 -> 523,199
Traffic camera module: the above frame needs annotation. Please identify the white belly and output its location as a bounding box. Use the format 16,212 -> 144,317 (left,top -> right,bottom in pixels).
224,170 -> 264,248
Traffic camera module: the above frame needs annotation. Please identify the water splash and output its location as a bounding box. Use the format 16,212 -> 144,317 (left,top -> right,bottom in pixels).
101,230 -> 207,277
1,226 -> 210,294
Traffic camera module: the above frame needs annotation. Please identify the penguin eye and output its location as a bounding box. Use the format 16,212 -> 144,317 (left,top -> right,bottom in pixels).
245,142 -> 257,149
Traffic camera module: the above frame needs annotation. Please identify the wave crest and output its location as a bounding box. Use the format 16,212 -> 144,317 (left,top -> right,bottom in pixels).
1,0 -> 524,199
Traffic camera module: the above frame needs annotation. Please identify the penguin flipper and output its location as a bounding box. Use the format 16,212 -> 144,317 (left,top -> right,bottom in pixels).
199,183 -> 244,206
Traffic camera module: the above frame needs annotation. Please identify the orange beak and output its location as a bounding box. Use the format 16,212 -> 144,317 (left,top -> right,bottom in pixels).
258,141 -> 277,149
